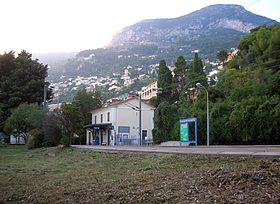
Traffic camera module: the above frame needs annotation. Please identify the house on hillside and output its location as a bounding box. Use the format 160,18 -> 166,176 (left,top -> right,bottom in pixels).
85,97 -> 155,146
139,81 -> 158,100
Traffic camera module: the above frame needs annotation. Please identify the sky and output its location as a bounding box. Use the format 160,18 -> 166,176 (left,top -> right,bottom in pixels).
0,0 -> 279,53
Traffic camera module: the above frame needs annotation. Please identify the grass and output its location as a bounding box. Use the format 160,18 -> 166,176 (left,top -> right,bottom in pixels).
0,145 -> 280,203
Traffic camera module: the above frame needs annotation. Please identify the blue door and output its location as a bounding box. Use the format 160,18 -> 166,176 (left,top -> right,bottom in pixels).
95,136 -> 99,145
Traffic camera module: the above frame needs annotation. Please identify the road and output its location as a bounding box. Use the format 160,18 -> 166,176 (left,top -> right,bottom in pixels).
73,145 -> 280,156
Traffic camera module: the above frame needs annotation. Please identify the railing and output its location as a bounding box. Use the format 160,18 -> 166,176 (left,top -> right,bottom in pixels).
117,138 -> 154,146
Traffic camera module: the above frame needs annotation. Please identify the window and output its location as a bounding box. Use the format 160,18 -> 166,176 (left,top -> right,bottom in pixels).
94,115 -> 97,124
107,112 -> 110,122
101,114 -> 103,123
118,126 -> 130,133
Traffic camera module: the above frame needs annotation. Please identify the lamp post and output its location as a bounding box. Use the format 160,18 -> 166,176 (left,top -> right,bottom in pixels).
196,83 -> 210,147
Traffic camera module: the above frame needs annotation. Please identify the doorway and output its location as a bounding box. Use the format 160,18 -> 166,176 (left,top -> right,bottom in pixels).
142,130 -> 147,145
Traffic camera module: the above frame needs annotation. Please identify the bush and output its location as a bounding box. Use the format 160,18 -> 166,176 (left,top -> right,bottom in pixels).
42,112 -> 62,147
153,102 -> 179,144
27,128 -> 44,149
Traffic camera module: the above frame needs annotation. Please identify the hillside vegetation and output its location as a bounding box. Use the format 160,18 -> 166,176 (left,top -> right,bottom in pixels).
153,25 -> 280,145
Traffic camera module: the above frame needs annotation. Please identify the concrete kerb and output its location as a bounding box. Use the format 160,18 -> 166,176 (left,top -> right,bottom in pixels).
73,145 -> 280,156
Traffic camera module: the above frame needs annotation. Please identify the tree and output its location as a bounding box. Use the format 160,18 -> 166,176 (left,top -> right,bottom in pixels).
192,53 -> 203,73
149,96 -> 159,107
229,96 -> 280,144
72,89 -> 102,144
253,26 -> 271,57
0,50 -> 52,131
42,111 -> 62,146
209,25 -> 280,145
153,25 -> 280,146
92,91 -> 103,110
152,102 -> 179,144
267,28 -> 280,72
157,60 -> 173,103
172,56 -> 187,102
216,49 -> 228,65
269,28 -> 280,60
73,89 -> 102,123
178,94 -> 208,145
59,103 -> 82,147
210,100 -> 234,144
238,32 -> 256,51
4,103 -> 44,143
27,128 -> 44,149
0,103 -> 6,130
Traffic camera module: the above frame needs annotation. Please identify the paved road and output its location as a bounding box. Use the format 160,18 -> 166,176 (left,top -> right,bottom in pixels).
73,145 -> 280,156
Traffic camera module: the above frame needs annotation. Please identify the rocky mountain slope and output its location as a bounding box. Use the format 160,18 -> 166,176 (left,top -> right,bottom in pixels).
48,4 -> 277,80
111,4 -> 274,48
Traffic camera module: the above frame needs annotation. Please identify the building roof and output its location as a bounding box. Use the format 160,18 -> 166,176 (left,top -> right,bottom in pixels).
90,97 -> 155,113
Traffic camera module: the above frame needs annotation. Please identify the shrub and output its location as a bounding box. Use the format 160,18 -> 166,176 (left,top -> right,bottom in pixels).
42,112 -> 62,147
27,128 -> 44,149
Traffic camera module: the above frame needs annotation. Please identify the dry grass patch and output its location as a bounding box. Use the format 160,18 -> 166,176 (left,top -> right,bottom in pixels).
0,145 -> 280,203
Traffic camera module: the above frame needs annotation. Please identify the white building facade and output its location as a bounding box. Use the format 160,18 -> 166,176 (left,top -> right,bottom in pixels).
86,97 -> 155,146
139,81 -> 157,100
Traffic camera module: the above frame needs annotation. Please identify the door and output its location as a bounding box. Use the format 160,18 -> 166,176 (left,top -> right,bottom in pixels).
123,134 -> 129,145
142,130 -> 147,145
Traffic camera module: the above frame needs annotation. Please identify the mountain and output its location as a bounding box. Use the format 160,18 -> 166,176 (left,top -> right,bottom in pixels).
111,4 -> 276,50
48,4 -> 278,80
33,52 -> 76,66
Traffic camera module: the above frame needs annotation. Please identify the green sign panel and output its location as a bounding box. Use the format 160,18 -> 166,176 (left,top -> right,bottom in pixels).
180,123 -> 189,142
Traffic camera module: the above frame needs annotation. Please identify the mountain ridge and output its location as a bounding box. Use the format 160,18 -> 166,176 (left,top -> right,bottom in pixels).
110,4 -> 276,47
48,4 -> 278,81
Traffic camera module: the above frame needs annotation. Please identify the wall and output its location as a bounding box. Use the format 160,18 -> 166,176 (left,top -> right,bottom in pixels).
89,98 -> 155,145
116,98 -> 154,140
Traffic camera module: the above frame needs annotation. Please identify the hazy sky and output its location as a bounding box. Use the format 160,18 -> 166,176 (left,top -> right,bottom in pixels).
0,0 -> 279,53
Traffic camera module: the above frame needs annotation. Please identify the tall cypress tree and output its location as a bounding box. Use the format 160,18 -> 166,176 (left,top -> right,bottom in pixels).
157,60 -> 172,103
172,56 -> 187,102
192,53 -> 204,73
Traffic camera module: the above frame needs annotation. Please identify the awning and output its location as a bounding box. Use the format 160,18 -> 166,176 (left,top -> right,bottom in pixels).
84,123 -> 113,131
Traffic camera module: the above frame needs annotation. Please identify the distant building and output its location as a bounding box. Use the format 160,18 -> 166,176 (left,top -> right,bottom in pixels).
86,85 -> 95,93
10,135 -> 25,144
207,69 -> 219,82
139,81 -> 158,100
227,48 -> 239,62
85,97 -> 155,146
48,103 -> 62,111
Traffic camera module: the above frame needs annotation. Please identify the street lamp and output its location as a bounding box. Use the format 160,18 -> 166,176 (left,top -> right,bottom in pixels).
196,82 -> 210,147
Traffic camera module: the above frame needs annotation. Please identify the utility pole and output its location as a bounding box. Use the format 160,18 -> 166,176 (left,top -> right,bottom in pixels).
139,94 -> 142,145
